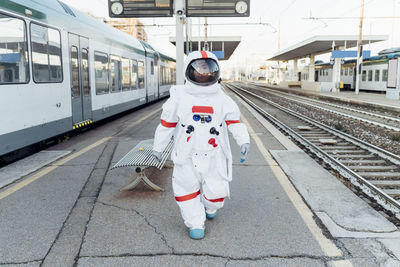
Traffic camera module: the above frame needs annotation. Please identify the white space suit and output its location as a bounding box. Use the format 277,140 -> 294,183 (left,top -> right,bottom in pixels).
153,51 -> 250,238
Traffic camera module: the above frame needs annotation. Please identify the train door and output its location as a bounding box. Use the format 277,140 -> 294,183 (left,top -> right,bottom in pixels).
149,57 -> 157,100
315,70 -> 319,82
68,33 -> 92,125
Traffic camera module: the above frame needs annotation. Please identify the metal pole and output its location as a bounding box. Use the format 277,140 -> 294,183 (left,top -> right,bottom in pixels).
185,17 -> 189,55
204,17 -> 208,51
355,0 -> 364,94
278,18 -> 281,52
175,0 -> 185,85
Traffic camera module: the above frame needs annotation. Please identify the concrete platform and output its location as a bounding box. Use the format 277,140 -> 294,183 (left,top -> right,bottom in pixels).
0,90 -> 399,266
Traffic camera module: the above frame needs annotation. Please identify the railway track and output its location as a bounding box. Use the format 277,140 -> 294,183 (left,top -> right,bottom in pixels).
224,82 -> 400,220
244,82 -> 400,132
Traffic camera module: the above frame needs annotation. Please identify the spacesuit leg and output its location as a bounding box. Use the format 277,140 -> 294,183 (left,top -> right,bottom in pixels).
201,179 -> 228,213
172,161 -> 206,229
200,153 -> 229,214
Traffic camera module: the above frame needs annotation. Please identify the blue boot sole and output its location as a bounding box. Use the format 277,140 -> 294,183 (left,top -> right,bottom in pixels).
206,212 -> 217,220
189,228 -> 204,239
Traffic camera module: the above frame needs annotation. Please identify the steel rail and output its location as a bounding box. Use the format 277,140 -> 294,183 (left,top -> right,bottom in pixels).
225,83 -> 400,219
244,83 -> 400,131
249,82 -> 400,124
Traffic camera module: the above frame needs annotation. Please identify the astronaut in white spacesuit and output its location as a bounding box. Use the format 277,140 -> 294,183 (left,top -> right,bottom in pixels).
152,51 -> 250,240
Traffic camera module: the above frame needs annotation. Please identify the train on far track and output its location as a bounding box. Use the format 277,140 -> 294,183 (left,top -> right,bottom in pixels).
306,48 -> 400,92
0,0 -> 176,159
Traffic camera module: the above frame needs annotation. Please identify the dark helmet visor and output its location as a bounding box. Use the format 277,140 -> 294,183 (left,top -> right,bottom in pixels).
185,58 -> 220,86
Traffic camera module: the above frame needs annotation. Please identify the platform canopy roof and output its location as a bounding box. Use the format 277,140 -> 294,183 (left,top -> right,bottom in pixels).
268,35 -> 389,61
169,36 -> 241,60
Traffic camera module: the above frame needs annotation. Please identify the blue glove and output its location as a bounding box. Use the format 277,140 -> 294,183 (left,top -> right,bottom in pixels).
240,143 -> 250,163
152,150 -> 162,162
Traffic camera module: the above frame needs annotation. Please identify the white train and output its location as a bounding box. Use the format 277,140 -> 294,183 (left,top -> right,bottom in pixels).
0,0 -> 176,158
302,49 -> 399,92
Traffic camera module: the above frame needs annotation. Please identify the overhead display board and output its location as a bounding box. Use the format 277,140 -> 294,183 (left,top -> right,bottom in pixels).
108,0 -> 173,17
186,0 -> 250,17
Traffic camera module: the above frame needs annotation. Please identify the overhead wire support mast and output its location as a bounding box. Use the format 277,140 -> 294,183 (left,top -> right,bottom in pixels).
355,0 -> 365,95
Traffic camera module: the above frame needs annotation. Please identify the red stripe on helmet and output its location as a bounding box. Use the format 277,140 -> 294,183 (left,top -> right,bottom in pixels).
200,51 -> 208,58
203,195 -> 225,203
225,120 -> 240,126
175,190 -> 201,202
192,106 -> 214,114
160,119 -> 177,128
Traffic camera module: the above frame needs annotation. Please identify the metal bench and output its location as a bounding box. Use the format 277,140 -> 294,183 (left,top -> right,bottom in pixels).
111,139 -> 173,192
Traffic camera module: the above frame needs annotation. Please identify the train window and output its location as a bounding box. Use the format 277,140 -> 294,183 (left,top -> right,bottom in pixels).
0,14 -> 29,84
151,61 -> 154,75
154,55 -> 159,66
375,70 -> 380,82
110,55 -> 122,93
382,69 -> 388,82
122,58 -> 130,91
362,70 -> 366,81
340,69 -> 343,76
71,46 -> 80,98
368,70 -> 373,81
82,49 -> 90,96
344,68 -> 348,76
349,68 -> 353,76
30,23 -> 62,83
138,61 -> 145,89
131,59 -> 138,89
94,52 -> 109,95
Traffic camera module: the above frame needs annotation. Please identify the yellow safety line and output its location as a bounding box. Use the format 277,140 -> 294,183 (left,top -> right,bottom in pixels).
0,106 -> 163,201
241,114 -> 344,258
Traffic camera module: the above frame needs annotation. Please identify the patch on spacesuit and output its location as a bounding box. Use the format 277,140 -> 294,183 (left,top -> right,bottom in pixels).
175,190 -> 201,202
203,195 -> 224,203
160,119 -> 177,128
208,138 -> 218,147
225,120 -> 240,126
192,106 -> 214,114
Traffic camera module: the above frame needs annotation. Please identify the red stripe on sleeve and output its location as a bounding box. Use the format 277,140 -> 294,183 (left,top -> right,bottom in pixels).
175,190 -> 201,202
192,106 -> 214,114
200,51 -> 208,58
160,119 -> 177,128
203,195 -> 225,203
225,120 -> 240,126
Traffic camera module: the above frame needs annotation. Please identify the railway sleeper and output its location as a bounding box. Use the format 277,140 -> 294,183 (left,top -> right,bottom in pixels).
319,145 -> 359,150
358,172 -> 400,178
326,150 -> 368,154
333,154 -> 376,159
298,133 -> 332,136
340,159 -> 387,165
370,180 -> 400,186
349,165 -> 399,172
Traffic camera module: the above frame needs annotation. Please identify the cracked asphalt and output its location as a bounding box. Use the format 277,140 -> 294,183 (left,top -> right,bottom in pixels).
1,96 -> 399,267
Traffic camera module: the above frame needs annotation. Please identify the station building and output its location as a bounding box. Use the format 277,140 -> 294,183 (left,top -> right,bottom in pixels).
267,35 -> 400,100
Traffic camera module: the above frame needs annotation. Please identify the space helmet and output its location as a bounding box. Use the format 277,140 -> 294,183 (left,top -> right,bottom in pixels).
184,51 -> 221,94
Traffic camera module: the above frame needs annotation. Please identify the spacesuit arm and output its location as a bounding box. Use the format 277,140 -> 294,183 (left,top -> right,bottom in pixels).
153,88 -> 179,153
224,98 -> 250,147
